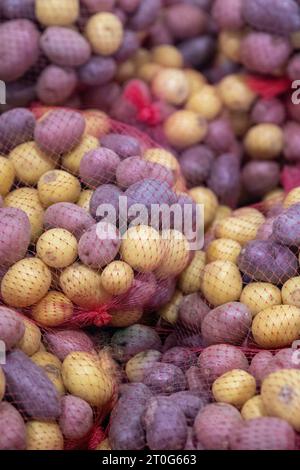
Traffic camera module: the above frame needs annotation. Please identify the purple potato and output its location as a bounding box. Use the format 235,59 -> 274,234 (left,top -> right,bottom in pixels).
59,395 -> 93,440
78,222 -> 121,268
283,121 -> 300,162
119,382 -> 153,401
111,324 -> 162,362
272,204 -> 300,246
36,65 -> 78,106
180,145 -> 214,187
168,391 -> 208,423
0,402 -> 26,450
2,0 -> 34,19
81,0 -> 115,13
0,207 -> 31,267
44,202 -> 95,240
212,0 -> 244,29
100,133 -> 141,159
185,366 -> 210,397
4,81 -> 36,109
118,0 -> 140,13
0,306 -> 25,350
179,36 -> 215,67
242,0 -> 300,35
178,293 -> 210,333
89,184 -> 123,220
287,54 -> 300,81
204,117 -> 235,154
125,178 -> 177,213
79,147 -> 120,187
161,347 -> 197,371
78,56 -> 116,87
143,362 -> 187,394
208,154 -> 241,208
251,98 -> 286,125
115,30 -> 140,62
115,272 -> 157,309
242,161 -> 280,198
0,108 -> 35,153
165,3 -> 206,39
81,82 -> 121,112
44,330 -> 95,361
129,0 -> 161,30
116,157 -> 174,189
146,277 -> 176,310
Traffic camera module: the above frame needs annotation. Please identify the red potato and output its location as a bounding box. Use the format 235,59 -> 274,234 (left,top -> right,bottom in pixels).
0,207 -> 31,267
115,272 -> 157,309
0,108 -> 36,153
251,98 -> 286,126
143,362 -> 187,395
44,330 -> 96,361
161,347 -> 197,371
198,344 -> 249,385
249,351 -> 273,386
194,403 -> 242,450
44,202 -> 95,240
256,217 -> 276,241
0,402 -> 26,450
79,148 -> 120,187
260,349 -> 300,380
59,395 -> 94,440
0,306 -> 25,350
81,0 -> 115,13
230,417 -> 296,450
178,293 -> 210,333
78,222 -> 121,268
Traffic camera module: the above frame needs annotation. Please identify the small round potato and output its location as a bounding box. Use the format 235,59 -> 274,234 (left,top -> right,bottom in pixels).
78,222 -> 121,269
178,251 -> 206,294
218,74 -> 257,112
85,13 -> 123,56
9,141 -> 56,185
201,261 -> 242,306
0,367 -> 5,401
16,316 -> 41,356
282,277 -> 300,308
32,291 -> 73,327
164,110 -> 208,149
125,350 -> 162,383
26,421 -> 64,450
240,282 -> 282,317
155,230 -> 190,279
241,395 -> 267,420
62,135 -> 99,175
215,212 -> 264,246
212,369 -> 256,408
189,187 -> 218,228
152,68 -> 189,106
0,157 -> 15,197
83,110 -> 111,139
38,170 -> 81,207
184,69 -> 207,95
0,207 -> 31,267
244,124 -> 283,160
37,228 -> 78,269
59,395 -> 93,440
62,351 -> 113,407
35,0 -> 79,26
186,85 -> 222,121
206,238 -> 242,264
1,258 -> 52,308
101,261 -> 134,295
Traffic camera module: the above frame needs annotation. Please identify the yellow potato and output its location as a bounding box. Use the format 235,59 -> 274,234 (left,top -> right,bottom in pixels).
31,290 -> 73,327
83,110 -> 111,139
143,148 -> 179,172
137,63 -> 161,83
213,205 -> 232,223
156,230 -> 190,279
109,308 -> 143,327
96,438 -> 111,450
284,187 -> 300,208
125,350 -> 162,383
60,262 -> 111,309
85,13 -> 123,56
36,228 -> 78,269
228,110 -> 251,137
101,261 -> 134,295
184,69 -> 207,96
133,48 -> 151,68
164,110 -> 208,149
218,74 -> 257,112
4,188 -> 44,242
120,225 -> 163,273
77,189 -> 93,212
215,213 -> 264,245
0,156 -> 15,196
261,369 -> 300,431
98,347 -> 120,386
9,141 -> 56,185
116,59 -> 136,83
62,351 -> 113,407
212,369 -> 256,408
35,0 -> 79,26
263,188 -> 284,210
219,30 -> 244,62
244,124 -> 283,160
152,45 -> 183,68
62,135 -> 99,175
38,169 -> 81,207
189,186 -> 218,228
26,421 -> 64,450
241,395 -> 267,420
152,68 -> 189,106
252,305 -> 300,349
1,258 -> 52,308
17,317 -> 41,356
186,85 -> 222,120
31,351 -> 65,395
240,282 -> 282,317
178,250 -> 206,294
159,290 -> 183,324
201,260 -> 242,306
282,277 -> 300,308
0,367 -> 5,401
206,238 -> 242,264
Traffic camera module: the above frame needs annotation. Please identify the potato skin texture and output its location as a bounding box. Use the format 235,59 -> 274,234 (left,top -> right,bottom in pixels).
0,402 -> 26,450
0,306 -> 25,350
143,363 -> 187,394
212,369 -> 256,408
44,202 -> 95,240
0,207 -> 31,267
59,395 -> 93,440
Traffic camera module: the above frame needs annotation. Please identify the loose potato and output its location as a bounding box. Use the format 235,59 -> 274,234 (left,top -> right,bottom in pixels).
152,68 -> 189,106
26,421 -> 64,450
1,258 -> 52,308
44,202 -> 94,240
178,293 -> 210,333
218,74 -> 256,112
282,277 -> 300,308
31,351 -> 65,395
44,329 -> 95,361
244,123 -> 283,160
62,351 -> 113,407
0,108 -> 36,154
79,56 -> 116,87
180,145 -> 214,188
152,45 -> 183,68
80,148 -> 120,187
201,261 -> 243,306
5,188 -> 44,242
78,222 -> 120,269
16,317 -> 41,356
35,0 -> 79,26
38,170 -> 81,208
125,350 -> 162,382
143,363 -> 187,394
101,261 -> 134,295
240,282 -> 282,317
194,403 -> 242,450
31,291 -> 73,328
189,186 -> 218,228
0,157 -> 15,197
241,395 -> 267,420
60,262 -> 110,309
212,369 -> 256,408
178,251 -> 206,294
252,305 -> 300,349
85,13 -> 123,56
164,110 -> 208,149
242,161 -> 280,198
37,228 -> 78,269
206,238 -> 241,264
0,402 -> 26,450
109,308 -> 143,328
0,306 -> 25,350
62,135 -> 99,175
198,344 -> 249,385
249,351 -> 273,386
155,230 -> 190,279
59,395 -> 93,440
201,302 -> 252,346
111,324 -> 161,362
186,85 -> 222,121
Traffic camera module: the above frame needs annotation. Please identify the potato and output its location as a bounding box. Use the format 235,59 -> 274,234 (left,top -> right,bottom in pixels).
116,157 -> 174,189
218,74 -> 256,112
90,184 -> 123,220
31,351 -> 65,395
35,0 -> 79,25
101,261 -> 134,295
282,277 -> 300,308
159,290 -> 183,325
0,108 -> 35,154
152,68 -> 189,106
26,421 -> 64,450
16,317 -> 41,356
85,12 -> 123,55
34,109 -> 85,155
111,324 -> 161,362
252,305 -> 300,349
143,148 -> 179,173
80,148 -> 120,188
101,134 -> 141,160
249,351 -> 273,386
0,402 -> 26,450
62,136 -> 99,176
273,204 -> 300,247
60,262 -> 110,309
152,45 -> 183,68
41,26 -> 91,67
178,250 -> 206,294
79,56 -> 116,87
212,369 -> 256,408
240,282 -> 282,317
44,202 -> 94,240
77,190 -> 94,212
0,367 -> 5,401
244,123 -> 283,160
215,213 -> 264,246
241,395 -> 267,420
0,207 -> 31,268
5,188 -> 44,242
79,222 -> 120,269
162,347 -> 197,372
179,145 -> 214,188
201,302 -> 252,346
143,363 -> 187,394
170,391 -> 207,424
96,438 -> 111,450
125,350 -> 162,382
37,65 -> 78,106
59,395 -> 93,440
31,291 -> 73,328
0,157 -> 14,197
38,170 -> 81,208
198,344 -> 248,385
0,306 -> 25,350
125,178 -> 177,214
146,277 -> 176,311
238,240 -> 298,284
194,403 -> 242,450
143,397 -> 188,450
120,272 -> 157,309
1,258 -> 52,308
37,228 -> 78,269
62,351 -> 113,407
3,350 -> 60,419
164,110 -> 208,149
0,19 -> 40,82
201,261 -> 242,306
207,154 -> 241,209
120,225 -> 163,273
109,308 -> 143,328
189,187 -> 218,228
186,85 -> 222,121
185,366 -> 210,397
156,230 -> 190,279
242,161 -> 280,198
206,238 -> 241,264
178,293 -> 210,333
243,0 -> 300,34
44,329 -> 95,361
284,188 -> 300,208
